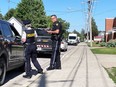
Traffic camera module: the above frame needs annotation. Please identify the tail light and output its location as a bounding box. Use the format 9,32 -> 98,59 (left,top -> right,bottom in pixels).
37,45 -> 50,48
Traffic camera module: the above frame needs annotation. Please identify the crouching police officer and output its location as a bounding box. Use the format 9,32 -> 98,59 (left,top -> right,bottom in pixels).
22,20 -> 43,79
47,15 -> 62,70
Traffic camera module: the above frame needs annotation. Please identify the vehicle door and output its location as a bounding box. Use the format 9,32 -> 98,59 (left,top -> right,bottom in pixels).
0,25 -> 5,55
0,23 -> 24,67
10,24 -> 24,56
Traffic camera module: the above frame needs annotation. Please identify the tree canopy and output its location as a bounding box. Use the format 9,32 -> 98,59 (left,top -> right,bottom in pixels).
4,8 -> 15,20
3,0 -> 70,38
85,17 -> 98,40
92,17 -> 98,39
15,0 -> 47,28
0,13 -> 4,20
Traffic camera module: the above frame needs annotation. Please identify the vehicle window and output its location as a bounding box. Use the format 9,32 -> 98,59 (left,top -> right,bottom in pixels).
1,23 -> 13,37
36,29 -> 51,36
10,25 -> 20,36
69,36 -> 76,39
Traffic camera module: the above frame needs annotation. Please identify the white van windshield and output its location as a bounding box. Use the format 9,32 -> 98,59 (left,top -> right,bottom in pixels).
69,36 -> 76,39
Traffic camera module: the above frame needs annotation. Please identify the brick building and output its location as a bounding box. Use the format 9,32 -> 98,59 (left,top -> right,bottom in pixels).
105,17 -> 116,42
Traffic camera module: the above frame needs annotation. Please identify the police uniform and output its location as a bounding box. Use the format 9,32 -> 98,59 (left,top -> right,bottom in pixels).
47,21 -> 62,70
22,20 -> 43,78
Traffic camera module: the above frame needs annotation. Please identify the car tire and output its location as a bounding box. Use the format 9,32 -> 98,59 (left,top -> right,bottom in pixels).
65,48 -> 67,51
0,58 -> 6,86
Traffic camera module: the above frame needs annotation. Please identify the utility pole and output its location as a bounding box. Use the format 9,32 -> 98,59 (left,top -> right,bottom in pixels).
86,13 -> 89,43
88,0 -> 92,47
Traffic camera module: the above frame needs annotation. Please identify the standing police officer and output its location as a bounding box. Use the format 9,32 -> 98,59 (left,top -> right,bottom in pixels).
47,15 -> 62,70
22,20 -> 43,78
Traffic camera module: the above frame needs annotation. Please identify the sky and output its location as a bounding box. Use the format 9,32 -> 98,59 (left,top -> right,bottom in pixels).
0,0 -> 116,33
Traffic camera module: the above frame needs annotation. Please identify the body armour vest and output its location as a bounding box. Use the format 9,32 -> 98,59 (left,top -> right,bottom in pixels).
25,29 -> 35,43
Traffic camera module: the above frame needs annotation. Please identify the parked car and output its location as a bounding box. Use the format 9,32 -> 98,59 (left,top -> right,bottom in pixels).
0,20 -> 24,85
60,39 -> 68,51
35,28 -> 52,54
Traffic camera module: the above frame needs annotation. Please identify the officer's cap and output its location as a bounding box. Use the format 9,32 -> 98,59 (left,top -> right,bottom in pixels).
22,20 -> 31,25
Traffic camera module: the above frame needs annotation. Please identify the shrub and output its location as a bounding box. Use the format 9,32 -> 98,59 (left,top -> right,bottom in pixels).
100,42 -> 106,47
106,40 -> 116,47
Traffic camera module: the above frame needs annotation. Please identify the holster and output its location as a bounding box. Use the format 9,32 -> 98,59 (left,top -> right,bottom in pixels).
51,35 -> 58,41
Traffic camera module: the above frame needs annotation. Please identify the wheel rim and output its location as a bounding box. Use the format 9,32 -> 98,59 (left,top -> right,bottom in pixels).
0,61 -> 6,85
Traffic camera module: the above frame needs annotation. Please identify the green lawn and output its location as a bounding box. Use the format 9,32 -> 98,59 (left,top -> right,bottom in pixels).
91,47 -> 116,83
91,48 -> 116,54
105,67 -> 116,83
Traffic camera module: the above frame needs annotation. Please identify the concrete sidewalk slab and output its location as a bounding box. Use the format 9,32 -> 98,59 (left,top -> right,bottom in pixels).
29,43 -> 116,87
95,54 -> 116,68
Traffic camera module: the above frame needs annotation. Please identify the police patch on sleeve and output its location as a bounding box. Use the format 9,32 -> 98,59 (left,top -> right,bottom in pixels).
56,23 -> 59,26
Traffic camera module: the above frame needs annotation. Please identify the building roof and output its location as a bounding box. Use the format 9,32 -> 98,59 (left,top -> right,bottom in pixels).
8,16 -> 24,26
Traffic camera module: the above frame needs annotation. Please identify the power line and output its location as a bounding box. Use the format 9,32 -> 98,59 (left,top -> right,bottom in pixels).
81,0 -> 89,41
94,9 -> 116,16
7,0 -> 18,10
46,9 -> 84,16
8,0 -> 18,4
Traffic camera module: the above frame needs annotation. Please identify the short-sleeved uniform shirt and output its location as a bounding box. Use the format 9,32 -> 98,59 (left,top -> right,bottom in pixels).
52,21 -> 62,35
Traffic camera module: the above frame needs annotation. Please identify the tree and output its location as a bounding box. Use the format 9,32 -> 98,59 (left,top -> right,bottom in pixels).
0,13 -> 4,20
85,17 -> 98,40
81,28 -> 85,35
92,17 -> 98,39
58,18 -> 70,38
58,18 -> 70,30
15,0 -> 47,28
80,28 -> 85,41
4,8 -> 16,20
73,29 -> 81,37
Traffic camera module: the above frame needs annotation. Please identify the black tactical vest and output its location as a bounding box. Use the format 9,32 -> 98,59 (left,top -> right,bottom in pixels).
25,29 -> 35,43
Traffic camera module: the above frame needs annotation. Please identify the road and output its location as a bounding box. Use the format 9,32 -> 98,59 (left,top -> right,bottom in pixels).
1,43 -> 115,87
1,45 -> 74,87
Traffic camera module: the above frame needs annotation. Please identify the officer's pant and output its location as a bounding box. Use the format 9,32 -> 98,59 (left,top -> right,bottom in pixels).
25,44 -> 42,75
50,40 -> 61,68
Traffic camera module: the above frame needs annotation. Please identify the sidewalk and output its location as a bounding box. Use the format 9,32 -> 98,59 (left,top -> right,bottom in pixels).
95,54 -> 116,68
29,42 -> 116,87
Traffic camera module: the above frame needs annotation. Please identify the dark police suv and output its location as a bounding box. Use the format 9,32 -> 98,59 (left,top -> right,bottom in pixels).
0,20 -> 24,85
35,28 -> 52,54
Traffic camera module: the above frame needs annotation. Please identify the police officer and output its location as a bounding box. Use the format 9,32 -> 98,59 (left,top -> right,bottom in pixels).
22,20 -> 43,78
47,15 -> 62,70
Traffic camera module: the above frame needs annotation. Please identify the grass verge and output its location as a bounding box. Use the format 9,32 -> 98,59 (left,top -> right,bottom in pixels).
105,67 -> 116,83
90,45 -> 116,83
91,48 -> 116,54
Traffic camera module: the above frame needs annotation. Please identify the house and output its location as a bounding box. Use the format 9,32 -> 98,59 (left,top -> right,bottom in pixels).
94,31 -> 105,42
8,17 -> 25,36
105,17 -> 116,42
94,36 -> 103,42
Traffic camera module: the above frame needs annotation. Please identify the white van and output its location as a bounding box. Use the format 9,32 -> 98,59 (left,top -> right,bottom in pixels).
68,33 -> 78,45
